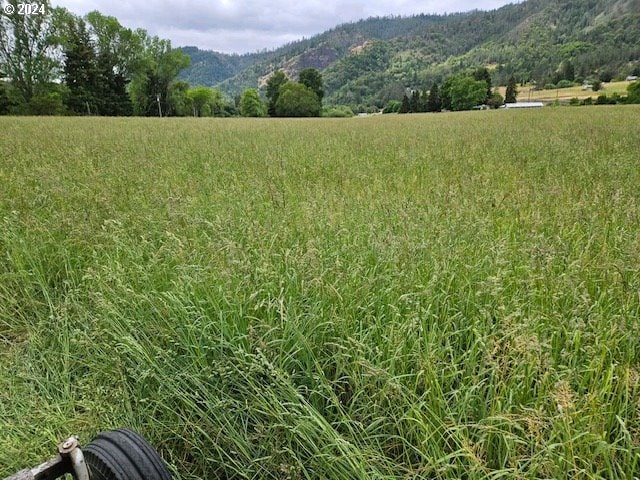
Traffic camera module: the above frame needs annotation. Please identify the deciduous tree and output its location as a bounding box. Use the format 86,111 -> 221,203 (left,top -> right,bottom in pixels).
239,88 -> 266,117
168,80 -> 191,116
186,86 -> 215,117
450,76 -> 487,111
419,88 -> 429,112
275,82 -> 321,117
0,0 -> 59,105
129,34 -> 190,116
85,11 -> 144,81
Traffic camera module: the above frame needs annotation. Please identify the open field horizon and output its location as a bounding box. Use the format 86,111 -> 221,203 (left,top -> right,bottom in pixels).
1,108 -> 639,479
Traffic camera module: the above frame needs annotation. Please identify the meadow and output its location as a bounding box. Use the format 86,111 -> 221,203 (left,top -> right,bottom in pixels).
1,107 -> 639,479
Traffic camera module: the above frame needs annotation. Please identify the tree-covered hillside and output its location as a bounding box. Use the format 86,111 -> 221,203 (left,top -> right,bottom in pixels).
179,0 -> 640,108
177,47 -> 269,86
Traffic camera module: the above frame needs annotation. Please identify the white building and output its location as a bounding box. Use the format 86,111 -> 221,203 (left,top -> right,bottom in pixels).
504,102 -> 544,109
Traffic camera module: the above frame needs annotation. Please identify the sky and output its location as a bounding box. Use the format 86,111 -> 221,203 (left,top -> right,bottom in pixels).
52,1 -> 518,54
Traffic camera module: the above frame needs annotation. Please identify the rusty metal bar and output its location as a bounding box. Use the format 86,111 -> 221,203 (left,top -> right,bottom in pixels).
3,436 -> 87,480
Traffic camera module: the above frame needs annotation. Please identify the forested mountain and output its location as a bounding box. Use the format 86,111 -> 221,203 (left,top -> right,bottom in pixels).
178,0 -> 640,108
177,47 -> 268,86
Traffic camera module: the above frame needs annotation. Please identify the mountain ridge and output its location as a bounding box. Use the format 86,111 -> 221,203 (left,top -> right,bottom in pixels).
178,0 -> 640,108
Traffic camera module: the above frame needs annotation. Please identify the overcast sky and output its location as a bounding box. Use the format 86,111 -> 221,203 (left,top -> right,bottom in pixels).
52,1 -> 518,54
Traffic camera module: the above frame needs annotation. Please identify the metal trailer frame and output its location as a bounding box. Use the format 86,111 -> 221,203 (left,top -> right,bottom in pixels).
4,436 -> 89,480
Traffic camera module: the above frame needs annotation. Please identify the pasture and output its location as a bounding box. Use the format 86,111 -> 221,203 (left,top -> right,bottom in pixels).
1,107 -> 639,479
498,80 -> 633,103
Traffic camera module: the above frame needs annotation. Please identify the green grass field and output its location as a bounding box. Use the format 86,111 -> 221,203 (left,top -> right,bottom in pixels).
1,108 -> 639,479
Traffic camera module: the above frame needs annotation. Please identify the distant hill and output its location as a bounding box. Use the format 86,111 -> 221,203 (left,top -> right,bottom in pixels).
177,47 -> 268,87
178,0 -> 640,107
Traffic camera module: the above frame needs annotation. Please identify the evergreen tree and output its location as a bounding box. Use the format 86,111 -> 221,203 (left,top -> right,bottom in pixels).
84,10 -> 143,116
266,70 -> 288,116
427,82 -> 442,112
0,82 -> 10,114
473,67 -> 492,103
299,68 -> 324,101
409,90 -> 420,113
63,17 -> 98,114
562,60 -> 575,82
399,94 -> 410,113
95,51 -> 132,116
505,75 -> 518,103
440,77 -> 454,111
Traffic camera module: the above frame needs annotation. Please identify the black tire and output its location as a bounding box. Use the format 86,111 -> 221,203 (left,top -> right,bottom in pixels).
83,428 -> 172,480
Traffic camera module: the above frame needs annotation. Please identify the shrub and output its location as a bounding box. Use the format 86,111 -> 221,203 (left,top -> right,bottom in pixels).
382,100 -> 401,114
557,80 -> 575,89
27,92 -> 67,115
595,95 -> 617,105
627,81 -> 640,104
599,70 -> 614,83
486,92 -> 504,109
322,105 -> 354,117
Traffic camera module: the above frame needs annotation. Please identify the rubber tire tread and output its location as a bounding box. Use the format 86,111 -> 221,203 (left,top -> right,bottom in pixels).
83,428 -> 171,480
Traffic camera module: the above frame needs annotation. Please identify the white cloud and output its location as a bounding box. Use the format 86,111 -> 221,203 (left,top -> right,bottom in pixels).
51,0 -> 518,53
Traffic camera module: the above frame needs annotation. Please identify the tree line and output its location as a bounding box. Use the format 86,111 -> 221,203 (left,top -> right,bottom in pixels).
384,64 -> 640,114
2,0 -> 637,117
0,0 -> 331,118
383,68 -> 519,114
0,0 -> 199,116
0,0 -> 249,117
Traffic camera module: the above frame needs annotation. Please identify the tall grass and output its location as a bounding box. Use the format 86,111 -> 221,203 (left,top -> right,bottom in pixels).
1,108 -> 639,479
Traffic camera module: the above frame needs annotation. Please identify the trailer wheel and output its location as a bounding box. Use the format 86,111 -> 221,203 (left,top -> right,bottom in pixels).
83,428 -> 172,480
